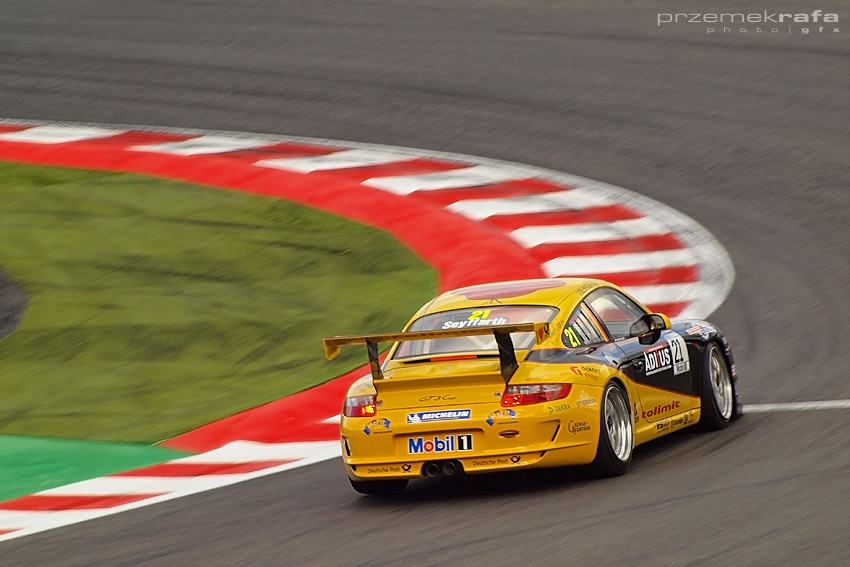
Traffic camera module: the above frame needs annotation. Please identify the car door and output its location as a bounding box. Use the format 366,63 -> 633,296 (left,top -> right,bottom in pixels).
583,287 -> 697,424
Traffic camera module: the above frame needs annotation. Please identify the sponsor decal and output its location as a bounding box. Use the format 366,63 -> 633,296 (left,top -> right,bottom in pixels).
642,400 -> 681,420
472,457 -> 516,467
442,317 -> 508,330
686,325 -> 710,340
655,410 -> 697,434
486,408 -> 517,426
567,420 -> 592,434
575,391 -> 598,407
550,319 -> 565,336
366,465 -> 403,474
419,394 -> 456,402
665,331 -> 691,375
575,281 -> 596,295
363,418 -> 391,435
407,409 -> 471,424
408,434 -> 473,454
643,332 -> 690,376
571,364 -> 603,379
548,402 -> 571,415
402,464 -> 412,472
644,343 -> 672,376
536,325 -> 546,342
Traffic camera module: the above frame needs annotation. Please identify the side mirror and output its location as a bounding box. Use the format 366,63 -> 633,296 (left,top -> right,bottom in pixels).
630,313 -> 671,345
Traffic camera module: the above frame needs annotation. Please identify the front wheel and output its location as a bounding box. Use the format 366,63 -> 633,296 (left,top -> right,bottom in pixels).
698,343 -> 735,430
349,478 -> 408,496
591,381 -> 634,476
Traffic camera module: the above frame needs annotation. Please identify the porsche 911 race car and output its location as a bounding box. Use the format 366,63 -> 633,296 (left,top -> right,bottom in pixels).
323,278 -> 739,495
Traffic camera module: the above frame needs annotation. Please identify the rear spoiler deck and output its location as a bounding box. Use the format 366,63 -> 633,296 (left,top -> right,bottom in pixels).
323,322 -> 549,382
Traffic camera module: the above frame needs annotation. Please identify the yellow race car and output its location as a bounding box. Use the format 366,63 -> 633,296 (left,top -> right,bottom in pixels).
324,278 -> 738,495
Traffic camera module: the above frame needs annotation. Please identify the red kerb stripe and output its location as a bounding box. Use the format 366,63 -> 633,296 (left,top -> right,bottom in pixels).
317,158 -> 460,182
645,302 -> 689,317
411,178 -> 569,207
481,205 -> 642,231
222,143 -> 339,161
563,266 -> 699,287
0,494 -> 164,511
527,234 -> 684,260
112,460 -> 295,477
94,132 -> 192,146
0,125 -> 28,135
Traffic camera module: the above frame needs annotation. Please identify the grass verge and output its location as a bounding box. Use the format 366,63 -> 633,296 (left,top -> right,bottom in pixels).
0,435 -> 189,502
0,161 -> 436,443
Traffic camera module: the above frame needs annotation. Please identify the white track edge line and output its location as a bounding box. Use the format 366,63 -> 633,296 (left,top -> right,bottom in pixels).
743,400 -> 850,413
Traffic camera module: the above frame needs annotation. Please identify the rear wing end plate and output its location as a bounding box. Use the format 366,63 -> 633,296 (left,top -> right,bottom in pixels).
323,322 -> 549,383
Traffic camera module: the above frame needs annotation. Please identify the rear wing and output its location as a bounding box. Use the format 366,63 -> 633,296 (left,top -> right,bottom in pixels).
323,322 -> 549,383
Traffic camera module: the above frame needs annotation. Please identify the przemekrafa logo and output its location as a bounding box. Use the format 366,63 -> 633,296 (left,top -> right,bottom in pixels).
406,409 -> 471,424
657,10 -> 840,35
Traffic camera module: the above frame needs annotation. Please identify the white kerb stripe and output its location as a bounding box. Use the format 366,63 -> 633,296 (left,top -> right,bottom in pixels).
40,475 -> 239,496
510,218 -> 671,247
363,165 -> 531,195
621,283 -> 704,308
0,510 -> 104,530
543,249 -> 696,277
447,189 -> 613,220
130,135 -> 272,155
257,149 -> 409,173
0,125 -> 124,144
173,440 -> 340,463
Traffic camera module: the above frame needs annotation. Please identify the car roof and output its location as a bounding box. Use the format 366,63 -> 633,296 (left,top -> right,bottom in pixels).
415,278 -> 608,316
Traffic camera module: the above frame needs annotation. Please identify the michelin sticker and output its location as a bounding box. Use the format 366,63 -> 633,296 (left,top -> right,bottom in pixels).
407,409 -> 471,424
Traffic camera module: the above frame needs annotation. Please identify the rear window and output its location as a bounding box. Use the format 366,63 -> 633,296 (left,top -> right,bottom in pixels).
393,306 -> 559,359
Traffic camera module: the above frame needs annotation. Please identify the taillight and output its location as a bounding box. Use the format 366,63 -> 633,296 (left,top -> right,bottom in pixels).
501,384 -> 572,407
343,394 -> 378,417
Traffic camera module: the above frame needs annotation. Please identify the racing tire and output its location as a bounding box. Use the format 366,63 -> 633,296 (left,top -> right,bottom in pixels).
590,381 -> 634,476
349,478 -> 408,496
698,342 -> 735,431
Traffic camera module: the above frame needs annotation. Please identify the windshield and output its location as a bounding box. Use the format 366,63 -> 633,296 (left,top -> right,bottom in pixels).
393,305 -> 559,359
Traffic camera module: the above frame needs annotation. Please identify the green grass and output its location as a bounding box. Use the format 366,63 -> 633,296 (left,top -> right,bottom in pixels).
0,435 -> 189,502
0,161 -> 436,443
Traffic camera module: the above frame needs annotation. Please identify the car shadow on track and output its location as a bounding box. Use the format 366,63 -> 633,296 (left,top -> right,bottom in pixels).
352,416 -> 755,506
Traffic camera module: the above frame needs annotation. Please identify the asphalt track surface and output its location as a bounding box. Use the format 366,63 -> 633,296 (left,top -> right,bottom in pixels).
1,1 -> 849,565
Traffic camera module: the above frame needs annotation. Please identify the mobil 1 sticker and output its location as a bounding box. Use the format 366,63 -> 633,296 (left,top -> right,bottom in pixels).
662,330 -> 690,375
408,434 -> 473,454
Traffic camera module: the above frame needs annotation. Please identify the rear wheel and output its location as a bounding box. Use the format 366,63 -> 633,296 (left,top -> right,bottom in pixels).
349,478 -> 408,496
591,381 -> 634,476
699,343 -> 734,430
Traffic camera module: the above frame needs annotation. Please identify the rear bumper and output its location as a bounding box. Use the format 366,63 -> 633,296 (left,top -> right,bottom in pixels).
340,397 -> 603,480
344,443 -> 597,481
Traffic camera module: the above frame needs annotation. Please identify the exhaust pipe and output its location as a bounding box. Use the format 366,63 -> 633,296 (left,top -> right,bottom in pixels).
424,462 -> 441,477
442,461 -> 457,476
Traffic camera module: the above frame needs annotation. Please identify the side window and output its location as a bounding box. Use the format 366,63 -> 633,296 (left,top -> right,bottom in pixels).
585,287 -> 647,341
563,304 -> 607,347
